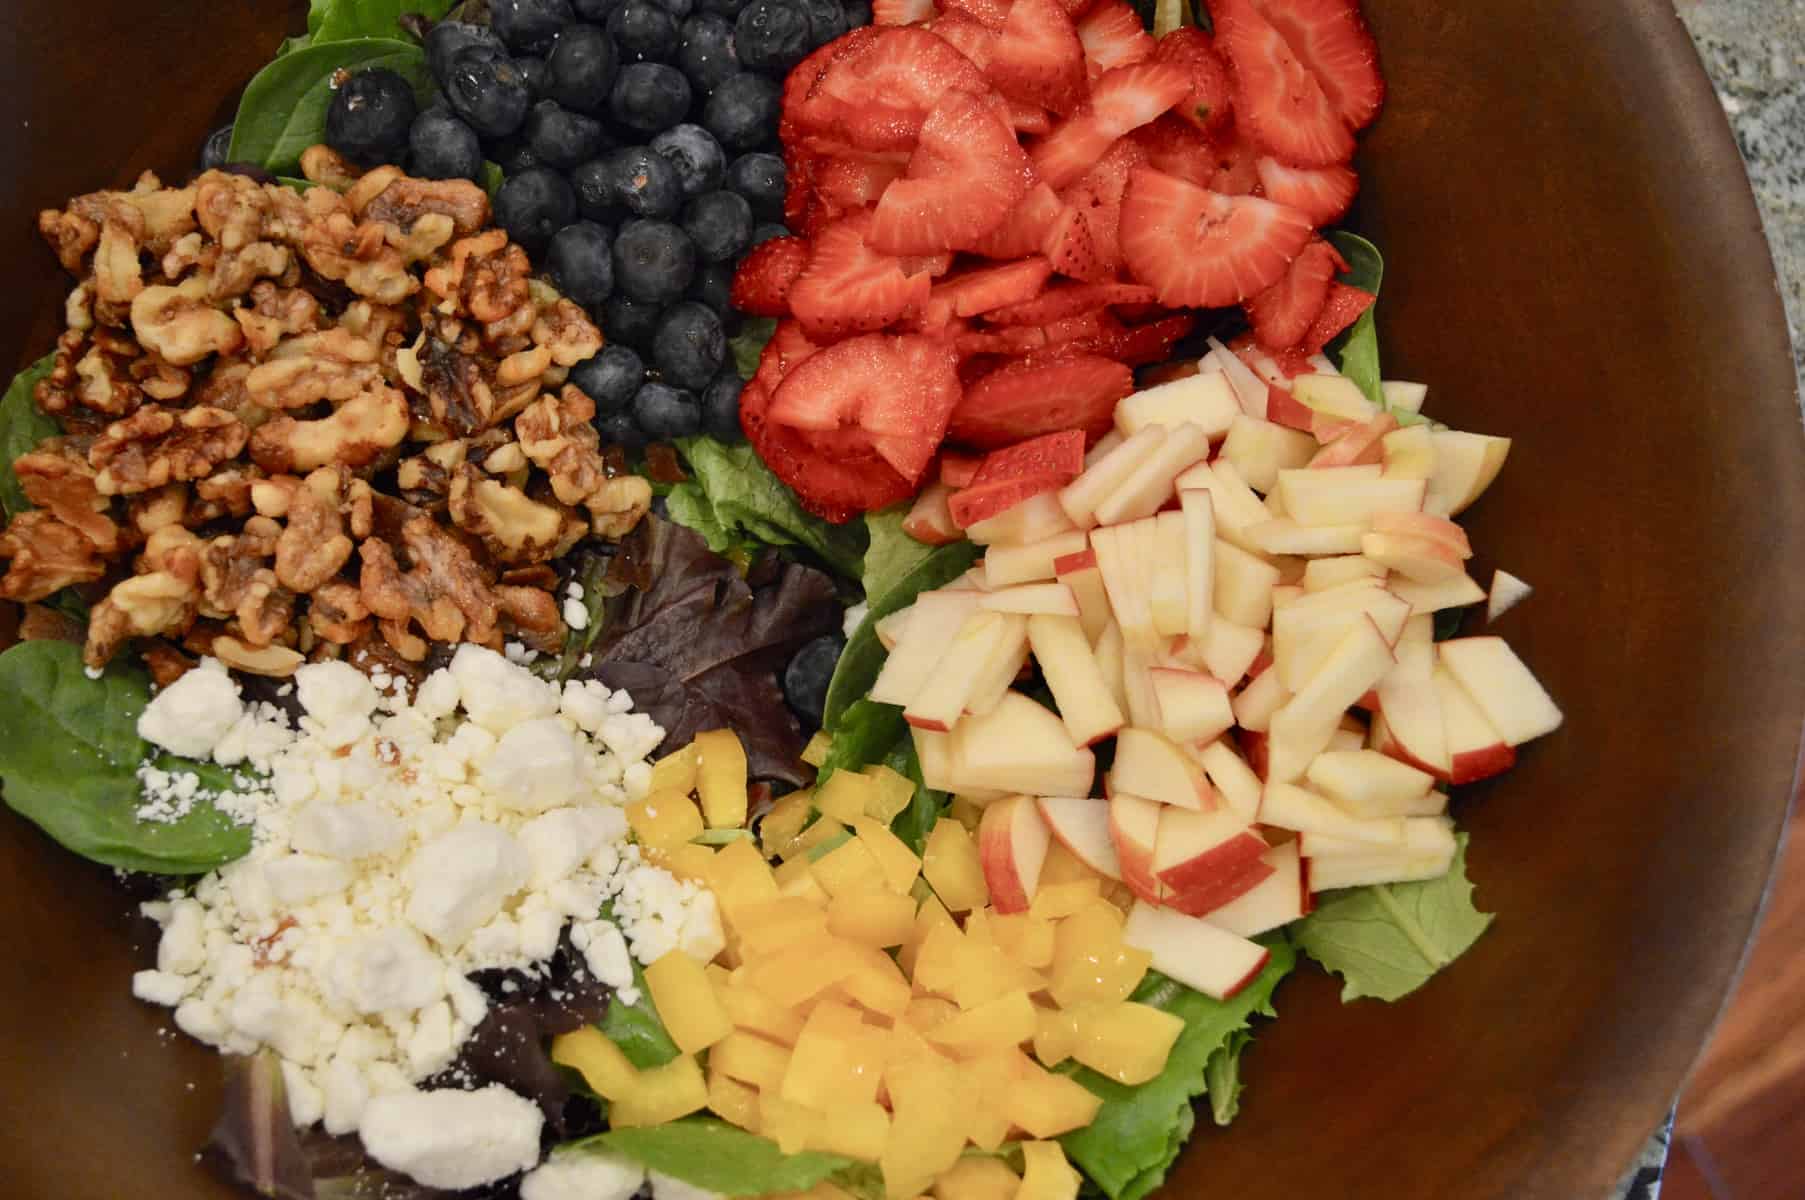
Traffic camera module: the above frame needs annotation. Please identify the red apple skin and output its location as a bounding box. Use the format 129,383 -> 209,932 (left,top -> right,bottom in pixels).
1039,802 -> 1124,882
1108,811 -> 1162,904
1216,947 -> 1273,1000
1374,730 -> 1451,784
1449,741 -> 1517,785
1163,859 -> 1277,917
1354,688 -> 1381,710
904,713 -> 955,733
1155,830 -> 1270,895
902,484 -> 963,545
949,476 -> 1065,529
1247,648 -> 1275,678
1309,420 -> 1395,468
1238,729 -> 1271,780
941,452 -> 982,488
1053,548 -> 1098,574
1298,856 -> 1315,915
1266,384 -> 1315,431
978,800 -> 1033,914
1371,510 -> 1472,556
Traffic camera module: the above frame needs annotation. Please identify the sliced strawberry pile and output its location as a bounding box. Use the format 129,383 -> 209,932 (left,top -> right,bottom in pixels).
735,2 -> 1385,521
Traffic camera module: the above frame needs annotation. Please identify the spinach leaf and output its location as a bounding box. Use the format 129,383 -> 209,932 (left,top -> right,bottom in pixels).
821,539 -> 980,730
881,733 -> 944,855
0,354 -> 59,520
480,160 -> 506,201
594,904 -> 681,1069
572,1119 -> 855,1195
1322,230 -> 1389,414
816,698 -> 906,783
0,641 -> 251,874
1292,834 -> 1492,1002
1058,942 -> 1296,1200
228,38 -> 434,175
312,0 -> 455,42
1432,604 -> 1471,642
859,506 -> 936,618
671,435 -> 868,577
729,316 -> 777,381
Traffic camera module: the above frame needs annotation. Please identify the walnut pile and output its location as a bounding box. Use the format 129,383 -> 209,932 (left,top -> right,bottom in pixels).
3,159 -> 652,675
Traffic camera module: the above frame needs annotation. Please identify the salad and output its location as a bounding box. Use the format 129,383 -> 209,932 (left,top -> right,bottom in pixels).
0,0 -> 1564,1198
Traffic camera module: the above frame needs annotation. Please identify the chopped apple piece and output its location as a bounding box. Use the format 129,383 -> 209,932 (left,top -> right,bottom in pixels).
1205,336 -> 1271,417
1107,794 -> 1162,903
1388,571 -> 1486,612
1268,617 -> 1395,779
912,727 -> 958,793
950,692 -> 1097,796
1149,668 -> 1234,744
1193,739 -> 1263,821
964,615 -> 1033,718
1201,840 -> 1305,937
1085,429 -> 1125,466
874,607 -> 910,652
1111,728 -> 1214,810
1151,804 -> 1268,894
870,590 -> 984,707
1220,413 -> 1317,492
1093,423 -> 1212,526
1186,616 -> 1261,686
1037,797 -> 1122,881
1175,461 -> 1273,554
985,529 -> 1090,588
1028,613 -> 1126,747
902,612 -> 1024,731
1149,511 -> 1191,638
1381,380 -> 1428,413
1487,569 -> 1533,623
1271,581 -> 1410,691
1380,424 -> 1435,479
1177,489 -> 1217,641
1260,782 -> 1407,846
904,482 -> 964,544
1119,643 -> 1164,732
1305,749 -> 1441,817
1371,633 -> 1450,780
967,491 -> 1077,546
1431,664 -> 1517,784
1059,425 -> 1167,529
980,583 -> 1080,616
1308,845 -> 1457,891
1093,620 -> 1130,718
1361,530 -> 1466,584
1308,412 -> 1398,468
1276,470 -> 1426,527
1299,814 -> 1455,860
1303,554 -> 1386,592
1114,371 -> 1240,438
1231,662 -> 1289,733
1121,902 -> 1270,1000
1425,430 -> 1510,517
1438,637 -> 1564,745
1293,373 -> 1379,422
977,795 -> 1053,914
1054,549 -> 1112,644
1245,518 -> 1368,557
1213,538 -> 1283,629
1325,720 -> 1367,753
1091,522 -> 1154,647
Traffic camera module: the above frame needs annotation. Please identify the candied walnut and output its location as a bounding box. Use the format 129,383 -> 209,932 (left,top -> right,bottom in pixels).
496,344 -> 553,388
308,579 -> 370,645
516,385 -> 608,507
141,640 -> 196,688
34,330 -> 91,418
194,171 -> 275,253
211,635 -> 304,677
190,360 -> 272,430
0,512 -> 107,601
447,464 -> 582,565
94,211 -> 145,305
12,438 -> 119,552
39,206 -> 99,274
345,166 -> 408,215
130,284 -> 243,366
73,338 -> 142,416
90,405 -> 247,496
128,352 -> 191,403
480,441 -> 528,476
274,469 -> 357,593
209,241 -> 291,303
248,384 -> 409,474
161,232 -> 206,280
415,337 -> 500,436
496,583 -> 565,654
585,474 -> 653,539
246,327 -> 384,410
300,144 -> 364,191
128,483 -> 189,535
141,524 -> 206,578
64,283 -> 94,333
250,475 -> 301,519
234,283 -> 322,358
363,175 -> 490,238
83,569 -> 198,668
122,183 -> 197,254
19,602 -> 85,646
300,207 -> 414,306
358,516 -> 499,647
193,467 -> 260,520
200,521 -> 273,615
531,298 -> 603,368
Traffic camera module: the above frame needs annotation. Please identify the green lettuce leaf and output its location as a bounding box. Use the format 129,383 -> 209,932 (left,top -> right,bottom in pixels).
670,436 -> 868,577
0,353 -> 59,520
1322,230 -> 1395,417
1292,834 -> 1492,1002
860,506 -> 937,617
730,316 -> 777,381
1059,941 -> 1296,1200
228,38 -> 435,175
571,1118 -> 855,1195
1202,1030 -> 1251,1126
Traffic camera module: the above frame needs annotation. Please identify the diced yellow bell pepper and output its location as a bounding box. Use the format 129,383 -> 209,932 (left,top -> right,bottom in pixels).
898,892 -> 954,978
1069,1002 -> 1185,1085
932,1155 -> 1020,1200
609,1054 -> 709,1126
549,1027 -> 638,1100
850,817 -> 923,894
1047,900 -> 1150,1009
649,742 -> 701,795
951,939 -> 1045,1012
922,819 -> 989,912
627,790 -> 705,851
816,769 -> 879,823
840,945 -> 912,1018
717,967 -> 807,1045
1017,1141 -> 1081,1200
645,951 -> 733,1054
886,1016 -> 945,1069
759,1093 -> 821,1155
658,842 -> 717,882
707,1068 -> 761,1130
910,920 -> 966,999
1028,878 -> 1102,922
762,791 -> 816,859
902,995 -> 960,1034
789,816 -> 850,861
962,907 -> 996,946
811,835 -> 886,899
782,998 -> 885,1108
708,839 -> 781,926
948,795 -> 989,833
882,1056 -> 968,1200
990,912 -> 1057,970
962,1051 -> 1019,1151
1037,840 -> 1105,889
1032,1005 -> 1080,1068
802,731 -> 833,767
710,1030 -> 792,1091
1002,1055 -> 1103,1138
735,897 -> 830,957
807,1099 -> 890,1162
925,989 -> 1036,1059
694,728 -> 749,829
827,888 -> 918,948
861,765 -> 916,822
748,935 -> 865,1009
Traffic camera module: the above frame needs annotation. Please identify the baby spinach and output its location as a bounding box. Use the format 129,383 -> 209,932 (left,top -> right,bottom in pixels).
0,354 -> 59,520
0,641 -> 251,875
813,699 -> 945,853
859,506 -> 938,619
572,1119 -> 855,1195
228,38 -> 434,176
1324,230 -> 1386,412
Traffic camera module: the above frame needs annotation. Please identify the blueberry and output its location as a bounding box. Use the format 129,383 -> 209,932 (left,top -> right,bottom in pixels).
681,190 -> 752,262
515,54 -> 548,97
609,62 -> 693,134
603,294 -> 666,349
570,344 -> 646,414
651,123 -> 725,197
542,24 -> 620,114
702,73 -> 780,150
794,0 -> 848,47
701,368 -> 745,440
494,167 -> 578,251
601,145 -> 685,217
575,0 -> 626,20
783,633 -> 845,726
596,408 -> 649,450
675,14 -> 739,94
491,133 -> 543,174
724,152 -> 785,222
608,0 -> 681,61
734,0 -> 812,72
326,68 -> 418,167
656,0 -> 696,18
570,158 -> 624,222
749,222 -> 791,246
699,0 -> 750,16
632,381 -> 703,439
408,109 -> 483,180
492,0 -> 576,53
651,301 -> 726,389
547,221 -> 616,307
445,50 -> 533,139
688,259 -> 735,313
524,101 -> 609,168
614,218 -> 697,302
843,0 -> 871,26
199,125 -> 233,170
426,22 -> 507,85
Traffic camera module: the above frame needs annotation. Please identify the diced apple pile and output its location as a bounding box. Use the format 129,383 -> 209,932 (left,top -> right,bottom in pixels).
877,345 -> 1560,1000
556,735 -> 1174,1200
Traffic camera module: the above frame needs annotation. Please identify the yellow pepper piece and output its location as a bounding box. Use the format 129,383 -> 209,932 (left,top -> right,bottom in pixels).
816,769 -> 880,823
707,1068 -> 761,1130
931,1155 -> 1020,1200
694,728 -> 749,829
922,819 -> 989,912
609,1054 -> 708,1127
851,816 -> 923,894
645,951 -> 733,1055
1046,900 -> 1150,1009
710,1030 -> 792,1091
1017,1141 -> 1081,1200
925,989 -> 1036,1059
549,1027 -> 638,1100
861,765 -> 916,822
811,835 -> 886,899
1069,1002 -> 1185,1085
648,742 -> 700,796
762,791 -> 815,859
826,888 -> 918,948
801,731 -> 833,767
627,790 -> 705,851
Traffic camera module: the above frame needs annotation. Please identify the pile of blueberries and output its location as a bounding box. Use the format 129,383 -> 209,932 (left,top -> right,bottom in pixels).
320,0 -> 869,449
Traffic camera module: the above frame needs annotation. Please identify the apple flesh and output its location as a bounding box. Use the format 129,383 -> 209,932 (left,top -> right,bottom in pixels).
903,611 -> 1027,730
1193,739 -> 1263,821
1302,554 -> 1386,592
1380,424 -> 1435,480
966,490 -> 1077,546
1267,617 -> 1395,778
1149,510 -> 1192,638
949,691 -> 1097,796
1093,422 -> 1212,526
1380,380 -> 1428,414
1151,804 -> 1270,896
1308,412 -> 1399,469
1245,518 -> 1369,557
1114,371 -> 1240,439
1054,547 -> 1113,644
1292,373 -> 1378,423
1092,521 -> 1155,647
1037,795 -> 1123,881
1437,636 -> 1564,746
984,529 -> 1089,588
1486,569 -> 1533,624
1231,663 -> 1290,733
977,794 -> 1052,914
1220,413 -> 1317,493
1200,840 -> 1305,937
1110,728 -> 1216,810
903,482 -> 963,544
1299,814 -> 1454,861
1108,793 -> 1163,903
1121,901 -> 1271,1000
1028,613 -> 1125,747
1304,749 -> 1441,818
950,475 -> 1064,530
1424,430 -> 1510,517
1277,473 -> 1426,528
1149,668 -> 1234,744
1213,538 -> 1283,629
980,583 -> 1080,616
1175,461 -> 1274,554
1179,489 -> 1216,640
869,589 -> 983,706
1193,616 -> 1263,687
1059,424 -> 1167,528
1431,664 -> 1517,784
1387,571 -> 1486,613
1260,782 -> 1407,847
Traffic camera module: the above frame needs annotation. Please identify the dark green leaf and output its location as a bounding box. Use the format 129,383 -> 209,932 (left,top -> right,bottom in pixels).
859,506 -> 937,619
0,641 -> 252,874
228,38 -> 434,175
308,0 -> 333,36
573,1119 -> 855,1195
480,160 -> 506,201
822,539 -> 981,730
816,698 -> 905,783
1293,833 -> 1492,1002
730,316 -> 777,381
881,734 -> 945,855
594,903 -> 680,1069
1059,942 -> 1296,1200
1432,604 -> 1471,642
311,0 -> 455,42
0,353 -> 60,520
671,435 -> 868,576
550,550 -> 618,682
1322,230 -> 1387,413
1202,1030 -> 1251,1126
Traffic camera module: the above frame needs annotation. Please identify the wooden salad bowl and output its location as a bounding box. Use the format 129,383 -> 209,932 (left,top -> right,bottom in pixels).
1,2 -> 1800,1197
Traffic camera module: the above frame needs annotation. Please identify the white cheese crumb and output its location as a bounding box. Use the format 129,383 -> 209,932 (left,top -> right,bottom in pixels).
404,828 -> 530,948
522,1150 -> 646,1200
563,596 -> 590,630
138,660 -> 243,759
842,600 -> 870,640
358,1086 -> 543,1189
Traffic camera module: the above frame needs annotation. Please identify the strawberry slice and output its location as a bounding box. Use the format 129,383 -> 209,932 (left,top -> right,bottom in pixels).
1031,62 -> 1192,189
929,11 -> 999,64
1245,237 -> 1342,351
1009,101 -> 1053,135
873,0 -> 938,23
1076,311 -> 1196,365
987,0 -> 1088,115
1120,165 -> 1313,307
1154,26 -> 1235,137
940,451 -> 983,487
901,251 -> 956,278
788,213 -> 933,339
1076,0 -> 1156,75
1040,205 -> 1108,282
789,27 -> 991,155
968,182 -> 1067,260
742,378 -> 915,522
949,476 -> 1067,528
768,333 -> 962,485
955,309 -> 1117,356
950,352 -> 1133,447
869,89 -> 1033,255
1252,0 -> 1385,130
986,280 -> 1154,325
1301,282 -> 1376,354
968,428 -> 1088,485
730,236 -> 811,317
1059,136 -> 1146,277
942,0 -> 1011,27
928,257 -> 1056,321
1129,113 -> 1214,186
751,319 -> 824,397
814,156 -> 907,213
1215,0 -> 1354,167
782,142 -> 817,230
1255,156 -> 1357,225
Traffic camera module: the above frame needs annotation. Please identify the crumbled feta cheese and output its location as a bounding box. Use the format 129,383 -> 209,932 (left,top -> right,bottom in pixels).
413,669 -> 461,721
479,718 -> 585,811
405,828 -> 530,947
678,890 -> 726,963
131,969 -> 190,1006
522,1150 -> 646,1200
262,854 -> 354,905
283,1060 -> 326,1129
289,800 -> 404,861
563,596 -> 590,630
358,1086 -> 543,1189
576,920 -> 635,997
325,928 -> 447,1016
842,600 -> 870,640
450,644 -> 559,733
138,660 -> 243,758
